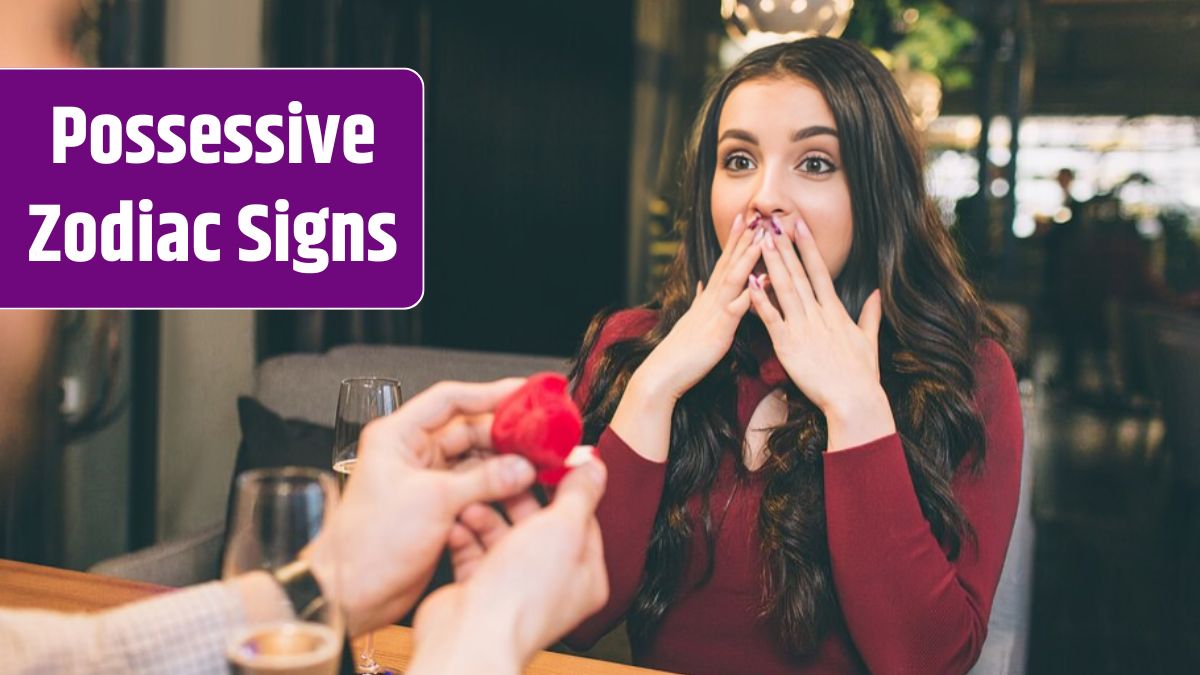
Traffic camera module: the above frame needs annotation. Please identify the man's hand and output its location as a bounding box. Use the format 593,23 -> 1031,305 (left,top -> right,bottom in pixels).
306,378 -> 539,637
409,458 -> 609,674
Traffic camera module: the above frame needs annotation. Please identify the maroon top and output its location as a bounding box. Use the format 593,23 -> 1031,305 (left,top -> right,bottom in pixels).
566,308 -> 1023,675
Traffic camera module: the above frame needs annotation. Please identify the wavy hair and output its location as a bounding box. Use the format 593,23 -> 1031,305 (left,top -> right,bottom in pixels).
568,37 -> 1009,655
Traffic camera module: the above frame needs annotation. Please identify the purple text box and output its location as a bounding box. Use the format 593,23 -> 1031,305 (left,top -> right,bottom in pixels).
0,69 -> 423,308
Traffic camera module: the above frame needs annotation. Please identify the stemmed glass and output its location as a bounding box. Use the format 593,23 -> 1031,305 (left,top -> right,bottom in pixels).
223,468 -> 343,675
332,377 -> 402,674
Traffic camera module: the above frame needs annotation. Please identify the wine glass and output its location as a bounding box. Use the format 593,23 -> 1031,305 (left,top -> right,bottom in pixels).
223,467 -> 343,675
332,377 -> 402,674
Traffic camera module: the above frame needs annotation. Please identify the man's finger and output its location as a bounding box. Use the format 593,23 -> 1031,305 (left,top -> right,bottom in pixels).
448,523 -> 485,581
499,490 -> 542,524
547,457 -> 607,523
459,502 -> 511,549
395,378 -> 525,434
430,413 -> 495,461
443,454 -> 536,511
583,519 -> 609,607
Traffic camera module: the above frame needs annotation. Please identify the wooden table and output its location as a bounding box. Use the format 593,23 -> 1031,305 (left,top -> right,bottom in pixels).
0,559 -> 670,674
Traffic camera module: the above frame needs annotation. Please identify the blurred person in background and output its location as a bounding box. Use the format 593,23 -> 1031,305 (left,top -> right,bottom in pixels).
0,0 -> 76,487
954,163 -> 1009,284
1041,168 -> 1086,393
0,0 -> 75,482
1054,192 -> 1198,400
0,2 -> 610,673
0,0 -> 81,67
0,312 -> 57,492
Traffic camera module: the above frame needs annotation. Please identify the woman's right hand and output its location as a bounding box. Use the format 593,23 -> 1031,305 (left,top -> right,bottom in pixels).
608,213 -> 762,462
637,213 -> 763,400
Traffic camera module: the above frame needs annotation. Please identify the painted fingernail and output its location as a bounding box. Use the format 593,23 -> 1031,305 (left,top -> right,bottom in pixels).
758,273 -> 768,288
565,444 -> 597,468
771,215 -> 783,236
748,273 -> 760,290
583,457 -> 606,487
795,218 -> 812,238
753,228 -> 766,244
749,214 -> 761,230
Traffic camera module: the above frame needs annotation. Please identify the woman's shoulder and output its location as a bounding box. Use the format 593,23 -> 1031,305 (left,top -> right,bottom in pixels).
572,308 -> 659,403
973,338 -> 1015,387
972,338 -> 1021,419
594,307 -> 659,348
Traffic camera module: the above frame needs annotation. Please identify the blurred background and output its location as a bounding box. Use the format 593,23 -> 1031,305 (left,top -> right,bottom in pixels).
2,1 -> 1198,673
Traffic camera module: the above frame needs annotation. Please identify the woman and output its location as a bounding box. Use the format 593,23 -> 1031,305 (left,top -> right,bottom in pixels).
562,37 -> 1022,674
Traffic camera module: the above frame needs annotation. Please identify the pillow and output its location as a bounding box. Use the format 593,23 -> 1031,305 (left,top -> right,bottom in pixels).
233,395 -> 335,476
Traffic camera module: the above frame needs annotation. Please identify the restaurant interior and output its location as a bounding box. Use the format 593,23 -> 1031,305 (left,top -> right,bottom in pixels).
2,1 -> 1199,673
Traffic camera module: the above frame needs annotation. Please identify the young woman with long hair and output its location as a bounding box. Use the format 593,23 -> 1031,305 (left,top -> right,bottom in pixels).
537,37 -> 1020,674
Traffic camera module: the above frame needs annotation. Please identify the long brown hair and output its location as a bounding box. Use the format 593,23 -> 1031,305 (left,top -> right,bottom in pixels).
569,37 -> 1009,655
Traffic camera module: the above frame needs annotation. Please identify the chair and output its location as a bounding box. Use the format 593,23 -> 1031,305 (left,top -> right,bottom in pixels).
89,521 -> 225,587
91,344 -> 568,583
967,394 -> 1036,675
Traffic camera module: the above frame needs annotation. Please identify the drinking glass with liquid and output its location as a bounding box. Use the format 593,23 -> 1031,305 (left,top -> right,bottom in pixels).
332,377 -> 403,484
331,377 -> 402,673
223,468 -> 343,675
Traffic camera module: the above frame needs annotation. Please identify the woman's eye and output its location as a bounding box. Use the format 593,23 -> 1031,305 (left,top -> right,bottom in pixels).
799,156 -> 835,174
723,153 -> 755,172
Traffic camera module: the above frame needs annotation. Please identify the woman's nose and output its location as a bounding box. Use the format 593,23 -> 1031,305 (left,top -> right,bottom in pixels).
748,168 -> 790,220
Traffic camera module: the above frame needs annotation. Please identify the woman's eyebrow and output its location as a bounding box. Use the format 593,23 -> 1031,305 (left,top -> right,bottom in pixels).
718,128 -> 757,144
792,125 -> 838,141
717,125 -> 839,145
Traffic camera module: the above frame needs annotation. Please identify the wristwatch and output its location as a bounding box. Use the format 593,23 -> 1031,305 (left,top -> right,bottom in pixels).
271,559 -> 326,621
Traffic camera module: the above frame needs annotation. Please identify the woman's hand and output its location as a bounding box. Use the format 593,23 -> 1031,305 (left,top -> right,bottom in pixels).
410,459 -> 609,675
750,216 -> 896,451
636,213 -> 764,401
610,214 -> 763,462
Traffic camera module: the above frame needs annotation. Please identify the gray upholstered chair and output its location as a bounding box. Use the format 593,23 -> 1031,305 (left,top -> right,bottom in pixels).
88,521 -> 226,588
91,344 -> 567,585
967,392 -> 1036,675
92,344 -> 1035,675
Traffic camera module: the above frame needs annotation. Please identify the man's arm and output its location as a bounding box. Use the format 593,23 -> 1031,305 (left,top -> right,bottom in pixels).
0,573 -> 290,675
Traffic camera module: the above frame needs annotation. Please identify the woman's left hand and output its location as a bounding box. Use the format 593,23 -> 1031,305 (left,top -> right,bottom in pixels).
749,215 -> 897,451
